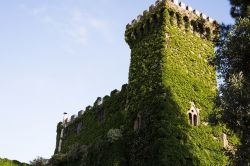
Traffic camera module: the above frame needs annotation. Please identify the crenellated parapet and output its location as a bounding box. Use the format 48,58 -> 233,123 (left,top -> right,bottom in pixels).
125,0 -> 219,44
61,87 -> 123,127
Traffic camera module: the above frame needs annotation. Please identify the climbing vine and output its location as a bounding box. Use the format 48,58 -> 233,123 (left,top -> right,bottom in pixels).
51,85 -> 128,165
51,2 -> 237,166
124,4 -> 235,165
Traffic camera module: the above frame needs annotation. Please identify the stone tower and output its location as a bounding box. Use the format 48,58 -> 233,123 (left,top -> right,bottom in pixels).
52,1 -> 233,165
124,0 -> 227,165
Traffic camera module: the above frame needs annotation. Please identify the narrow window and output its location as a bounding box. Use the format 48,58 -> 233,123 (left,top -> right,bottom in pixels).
194,115 -> 197,126
146,19 -> 150,32
134,119 -> 138,131
98,110 -> 105,124
77,123 -> 82,134
189,113 -> 193,125
134,113 -> 141,131
137,116 -> 141,129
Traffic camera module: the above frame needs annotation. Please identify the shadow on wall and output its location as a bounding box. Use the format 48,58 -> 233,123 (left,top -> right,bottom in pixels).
159,87 -> 199,165
125,87 -> 198,166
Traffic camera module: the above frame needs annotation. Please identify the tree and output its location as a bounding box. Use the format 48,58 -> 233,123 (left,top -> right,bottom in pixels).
216,18 -> 250,164
229,0 -> 250,18
30,157 -> 48,166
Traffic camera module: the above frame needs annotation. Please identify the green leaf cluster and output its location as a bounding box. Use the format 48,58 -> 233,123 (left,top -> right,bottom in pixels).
216,18 -> 250,164
0,158 -> 29,166
229,0 -> 250,19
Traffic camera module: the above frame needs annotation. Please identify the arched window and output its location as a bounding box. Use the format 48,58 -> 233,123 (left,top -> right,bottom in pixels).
187,102 -> 200,126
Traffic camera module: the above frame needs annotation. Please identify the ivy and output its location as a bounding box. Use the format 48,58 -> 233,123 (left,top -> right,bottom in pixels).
51,3 -> 236,166
124,6 -> 233,166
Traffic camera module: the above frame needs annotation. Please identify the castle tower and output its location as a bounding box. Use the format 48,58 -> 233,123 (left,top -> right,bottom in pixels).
125,0 -> 227,165
52,1 -> 234,165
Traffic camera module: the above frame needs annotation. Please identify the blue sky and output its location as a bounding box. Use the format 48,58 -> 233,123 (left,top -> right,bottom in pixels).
0,0 -> 233,163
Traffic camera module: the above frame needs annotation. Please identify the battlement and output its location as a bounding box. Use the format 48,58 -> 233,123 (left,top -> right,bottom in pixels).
62,98 -> 104,126
125,0 -> 219,42
62,88 -> 121,126
55,84 -> 128,154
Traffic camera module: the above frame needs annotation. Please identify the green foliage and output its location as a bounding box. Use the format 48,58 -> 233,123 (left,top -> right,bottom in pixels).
162,15 -> 229,165
125,5 -> 230,165
52,2 -> 234,166
125,7 -> 169,166
217,19 -> 250,81
229,0 -> 250,18
107,129 -> 122,143
50,133 -> 125,166
0,158 -> 29,166
60,84 -> 127,152
52,84 -> 128,165
54,122 -> 63,154
29,157 -> 48,166
216,18 -> 250,164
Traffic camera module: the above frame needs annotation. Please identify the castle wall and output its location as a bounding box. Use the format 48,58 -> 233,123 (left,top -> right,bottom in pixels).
161,10 -> 228,165
125,6 -> 167,165
125,1 -> 229,165
52,1 -> 235,165
54,85 -> 128,165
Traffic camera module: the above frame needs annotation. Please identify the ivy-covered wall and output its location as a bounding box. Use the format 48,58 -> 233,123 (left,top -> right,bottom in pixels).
124,5 -> 167,166
162,11 -> 226,166
62,84 -> 127,150
52,1 -> 237,165
52,85 -> 128,165
124,2 -> 235,165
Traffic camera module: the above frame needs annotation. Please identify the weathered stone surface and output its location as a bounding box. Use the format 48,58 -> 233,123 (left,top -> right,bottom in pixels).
137,15 -> 142,21
78,110 -> 84,116
70,114 -> 77,122
200,13 -> 207,19
221,133 -> 229,148
179,2 -> 186,9
149,4 -> 155,12
193,9 -> 200,16
186,5 -> 193,12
